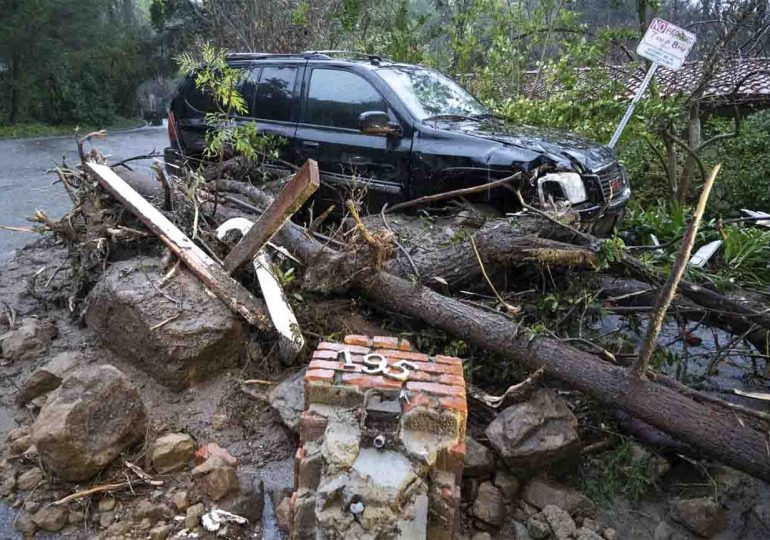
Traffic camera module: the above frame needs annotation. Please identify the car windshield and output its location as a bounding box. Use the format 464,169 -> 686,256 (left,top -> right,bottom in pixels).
377,66 -> 489,121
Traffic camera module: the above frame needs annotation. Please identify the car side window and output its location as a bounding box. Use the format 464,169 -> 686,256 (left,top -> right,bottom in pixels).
253,66 -> 298,122
239,67 -> 261,116
304,69 -> 388,130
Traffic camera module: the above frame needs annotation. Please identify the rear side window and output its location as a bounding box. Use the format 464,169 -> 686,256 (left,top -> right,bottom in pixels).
253,66 -> 298,122
304,69 -> 388,129
239,67 -> 261,116
182,77 -> 213,114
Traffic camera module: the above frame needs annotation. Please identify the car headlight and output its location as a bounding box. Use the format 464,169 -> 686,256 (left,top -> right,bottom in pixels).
538,172 -> 587,205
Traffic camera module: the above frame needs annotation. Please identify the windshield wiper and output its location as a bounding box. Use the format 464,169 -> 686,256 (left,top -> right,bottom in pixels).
471,113 -> 503,121
422,114 -> 481,123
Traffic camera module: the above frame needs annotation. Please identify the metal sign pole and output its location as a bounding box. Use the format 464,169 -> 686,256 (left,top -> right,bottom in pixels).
608,62 -> 659,148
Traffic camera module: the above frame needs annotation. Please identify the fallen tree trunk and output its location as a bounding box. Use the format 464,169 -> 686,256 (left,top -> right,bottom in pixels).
357,271 -> 770,481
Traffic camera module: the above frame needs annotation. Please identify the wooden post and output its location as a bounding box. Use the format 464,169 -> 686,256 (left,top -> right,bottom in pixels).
86,162 -> 269,330
223,160 -> 319,275
216,218 -> 305,364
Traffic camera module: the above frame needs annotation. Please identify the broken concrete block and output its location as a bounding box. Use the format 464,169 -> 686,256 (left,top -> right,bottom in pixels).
31,365 -> 147,481
1,318 -> 57,362
84,258 -> 248,390
289,336 -> 467,539
486,389 -> 580,470
16,351 -> 79,405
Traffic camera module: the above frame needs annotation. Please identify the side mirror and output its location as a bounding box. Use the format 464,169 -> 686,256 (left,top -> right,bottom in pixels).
358,111 -> 402,137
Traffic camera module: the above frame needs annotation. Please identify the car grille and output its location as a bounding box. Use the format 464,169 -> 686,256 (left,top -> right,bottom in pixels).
584,162 -> 624,203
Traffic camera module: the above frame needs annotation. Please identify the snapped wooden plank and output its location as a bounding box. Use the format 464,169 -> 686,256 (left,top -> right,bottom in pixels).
217,217 -> 305,363
223,160 -> 319,275
86,162 -> 269,330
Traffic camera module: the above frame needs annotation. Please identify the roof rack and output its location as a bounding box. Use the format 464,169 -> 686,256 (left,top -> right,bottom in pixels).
302,50 -> 387,65
224,52 -> 329,61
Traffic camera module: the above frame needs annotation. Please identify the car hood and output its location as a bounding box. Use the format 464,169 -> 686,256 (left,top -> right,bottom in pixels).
448,120 -> 617,172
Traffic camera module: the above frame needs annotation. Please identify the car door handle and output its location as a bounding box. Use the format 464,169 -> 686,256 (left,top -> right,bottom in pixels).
301,141 -> 320,149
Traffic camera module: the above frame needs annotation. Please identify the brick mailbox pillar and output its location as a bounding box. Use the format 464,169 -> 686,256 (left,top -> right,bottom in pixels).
289,335 -> 467,539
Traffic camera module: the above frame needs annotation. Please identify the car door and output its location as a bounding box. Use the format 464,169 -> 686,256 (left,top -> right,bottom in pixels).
295,66 -> 412,212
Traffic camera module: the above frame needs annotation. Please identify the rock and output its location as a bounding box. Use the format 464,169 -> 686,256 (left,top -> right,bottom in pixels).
202,463 -> 240,501
150,433 -> 195,473
15,510 -> 36,537
98,497 -> 116,512
603,528 -> 618,540
670,497 -> 727,538
31,365 -> 147,481
522,478 -> 596,517
170,490 -> 189,512
7,426 -> 30,441
31,505 -> 68,532
582,518 -> 599,531
220,470 -> 264,522
186,502 -> 205,530
276,496 -> 292,531
194,442 -> 238,467
472,533 -> 492,540
1,318 -> 57,362
268,369 -> 306,432
494,469 -> 521,499
99,511 -> 115,528
0,470 -> 16,496
10,434 -> 31,454
16,351 -> 79,405
17,467 -> 43,491
105,520 -> 130,536
84,258 -> 248,390
577,527 -> 605,540
527,514 -> 551,540
472,481 -> 505,528
542,505 -> 577,540
134,500 -> 172,522
485,389 -> 580,470
654,521 -> 675,540
464,436 -> 495,477
149,523 -> 173,540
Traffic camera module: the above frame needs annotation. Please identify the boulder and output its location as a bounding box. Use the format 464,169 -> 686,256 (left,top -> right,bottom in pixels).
268,369 -> 306,432
31,365 -> 147,481
464,436 -> 495,477
194,442 -> 238,467
186,503 -> 206,530
669,497 -> 727,538
16,351 -> 79,405
1,318 -> 57,362
150,433 -> 195,473
472,481 -> 506,528
84,258 -> 248,390
486,389 -> 580,470
522,478 -> 596,518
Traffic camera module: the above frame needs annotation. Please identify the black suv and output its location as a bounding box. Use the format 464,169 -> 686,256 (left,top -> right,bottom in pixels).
166,51 -> 630,233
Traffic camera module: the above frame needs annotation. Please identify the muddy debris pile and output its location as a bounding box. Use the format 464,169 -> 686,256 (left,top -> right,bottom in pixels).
2,140 -> 770,539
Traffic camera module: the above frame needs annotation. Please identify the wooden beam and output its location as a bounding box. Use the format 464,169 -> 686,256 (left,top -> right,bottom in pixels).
216,218 -> 305,364
86,162 -> 269,330
223,160 -> 319,275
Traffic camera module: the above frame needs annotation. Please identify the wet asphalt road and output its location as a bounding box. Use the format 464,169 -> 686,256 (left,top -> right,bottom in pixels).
0,125 -> 169,263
